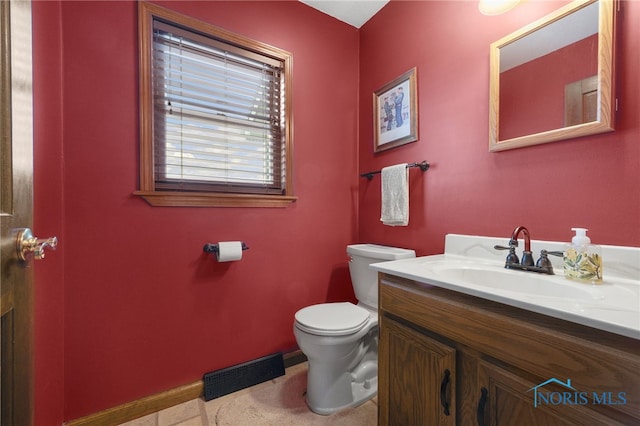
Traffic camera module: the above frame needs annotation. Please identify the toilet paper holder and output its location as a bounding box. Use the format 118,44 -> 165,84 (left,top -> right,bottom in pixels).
203,242 -> 249,254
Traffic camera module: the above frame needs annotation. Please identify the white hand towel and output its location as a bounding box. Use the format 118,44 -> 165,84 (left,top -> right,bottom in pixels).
380,163 -> 409,226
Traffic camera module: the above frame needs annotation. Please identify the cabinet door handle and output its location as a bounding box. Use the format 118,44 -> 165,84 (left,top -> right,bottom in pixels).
439,369 -> 451,416
477,387 -> 488,426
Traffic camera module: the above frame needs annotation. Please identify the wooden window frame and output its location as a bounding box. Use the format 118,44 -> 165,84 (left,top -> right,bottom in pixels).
135,2 -> 296,207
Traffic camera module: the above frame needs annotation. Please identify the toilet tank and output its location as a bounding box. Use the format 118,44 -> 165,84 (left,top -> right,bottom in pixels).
347,244 -> 416,310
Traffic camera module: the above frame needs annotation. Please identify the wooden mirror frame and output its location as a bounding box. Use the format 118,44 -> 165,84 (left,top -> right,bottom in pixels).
489,0 -> 616,152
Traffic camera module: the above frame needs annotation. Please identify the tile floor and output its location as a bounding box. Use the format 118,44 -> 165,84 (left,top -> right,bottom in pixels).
118,362 -> 377,426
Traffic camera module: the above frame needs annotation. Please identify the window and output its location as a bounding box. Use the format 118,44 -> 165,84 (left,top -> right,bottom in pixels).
136,2 -> 296,207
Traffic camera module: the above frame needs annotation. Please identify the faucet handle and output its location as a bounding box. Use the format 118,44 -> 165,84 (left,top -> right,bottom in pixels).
536,249 -> 563,274
494,245 -> 520,265
494,239 -> 519,250
536,251 -> 552,265
535,252 -> 554,274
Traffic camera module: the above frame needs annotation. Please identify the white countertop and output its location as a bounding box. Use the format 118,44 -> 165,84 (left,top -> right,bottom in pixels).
371,234 -> 640,340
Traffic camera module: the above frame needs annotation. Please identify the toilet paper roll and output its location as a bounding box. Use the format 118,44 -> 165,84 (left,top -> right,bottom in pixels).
216,241 -> 243,262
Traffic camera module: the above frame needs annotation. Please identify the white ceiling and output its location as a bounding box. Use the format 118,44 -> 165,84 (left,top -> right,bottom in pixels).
299,0 -> 390,28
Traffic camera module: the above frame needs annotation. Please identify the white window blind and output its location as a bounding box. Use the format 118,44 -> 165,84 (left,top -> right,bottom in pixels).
152,20 -> 286,195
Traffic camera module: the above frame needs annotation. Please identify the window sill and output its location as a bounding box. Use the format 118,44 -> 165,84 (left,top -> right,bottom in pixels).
134,191 -> 297,208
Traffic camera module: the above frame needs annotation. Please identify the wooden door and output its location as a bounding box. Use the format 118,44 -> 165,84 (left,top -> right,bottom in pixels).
379,315 -> 456,426
1,0 -> 34,424
565,75 -> 598,126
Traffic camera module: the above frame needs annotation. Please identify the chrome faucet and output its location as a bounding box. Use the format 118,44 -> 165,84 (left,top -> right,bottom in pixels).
494,226 -> 562,274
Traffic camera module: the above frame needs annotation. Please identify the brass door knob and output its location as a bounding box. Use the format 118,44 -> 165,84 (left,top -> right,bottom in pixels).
16,228 -> 58,261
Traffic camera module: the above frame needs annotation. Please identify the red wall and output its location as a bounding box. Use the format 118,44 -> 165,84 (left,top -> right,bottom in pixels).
33,1 -> 359,422
358,0 -> 640,256
32,0 -> 640,424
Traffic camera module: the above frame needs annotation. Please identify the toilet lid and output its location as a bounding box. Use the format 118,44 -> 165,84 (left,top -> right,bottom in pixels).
295,302 -> 371,336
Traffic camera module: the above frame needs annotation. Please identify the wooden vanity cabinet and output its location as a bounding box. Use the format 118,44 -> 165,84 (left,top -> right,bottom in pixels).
379,315 -> 456,425
378,273 -> 640,426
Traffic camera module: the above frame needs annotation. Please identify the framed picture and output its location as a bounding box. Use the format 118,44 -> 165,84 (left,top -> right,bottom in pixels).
373,67 -> 418,153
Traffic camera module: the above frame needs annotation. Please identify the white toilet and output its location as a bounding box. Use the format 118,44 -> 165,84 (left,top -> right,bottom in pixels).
293,244 -> 416,415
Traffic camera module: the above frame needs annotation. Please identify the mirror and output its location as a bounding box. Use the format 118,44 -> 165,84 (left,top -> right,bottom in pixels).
489,0 -> 615,152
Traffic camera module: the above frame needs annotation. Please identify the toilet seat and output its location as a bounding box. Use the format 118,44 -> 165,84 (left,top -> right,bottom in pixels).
295,302 -> 371,337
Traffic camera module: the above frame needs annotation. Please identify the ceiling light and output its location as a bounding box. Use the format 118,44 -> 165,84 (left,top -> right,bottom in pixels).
479,0 -> 521,15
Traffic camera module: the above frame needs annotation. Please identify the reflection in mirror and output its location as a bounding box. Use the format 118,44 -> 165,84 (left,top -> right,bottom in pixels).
489,0 -> 616,152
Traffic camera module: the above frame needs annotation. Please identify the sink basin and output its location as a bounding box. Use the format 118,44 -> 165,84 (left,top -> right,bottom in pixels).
429,263 -> 603,301
418,260 -> 639,311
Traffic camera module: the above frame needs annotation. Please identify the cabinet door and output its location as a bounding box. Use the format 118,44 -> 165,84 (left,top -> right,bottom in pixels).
477,360 -> 626,426
379,315 -> 456,426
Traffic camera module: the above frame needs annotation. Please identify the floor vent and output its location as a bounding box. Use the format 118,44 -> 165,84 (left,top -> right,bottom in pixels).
203,352 -> 285,401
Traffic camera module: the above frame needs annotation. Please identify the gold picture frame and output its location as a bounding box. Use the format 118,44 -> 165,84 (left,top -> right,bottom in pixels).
373,67 -> 418,153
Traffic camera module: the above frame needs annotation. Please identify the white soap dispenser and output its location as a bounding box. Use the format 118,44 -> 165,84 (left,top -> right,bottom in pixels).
563,228 -> 603,284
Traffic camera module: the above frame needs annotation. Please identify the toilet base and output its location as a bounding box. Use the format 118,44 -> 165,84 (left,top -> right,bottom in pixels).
306,360 -> 378,416
307,382 -> 377,416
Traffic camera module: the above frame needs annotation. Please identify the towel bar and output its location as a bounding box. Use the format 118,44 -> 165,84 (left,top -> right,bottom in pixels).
361,161 -> 429,180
